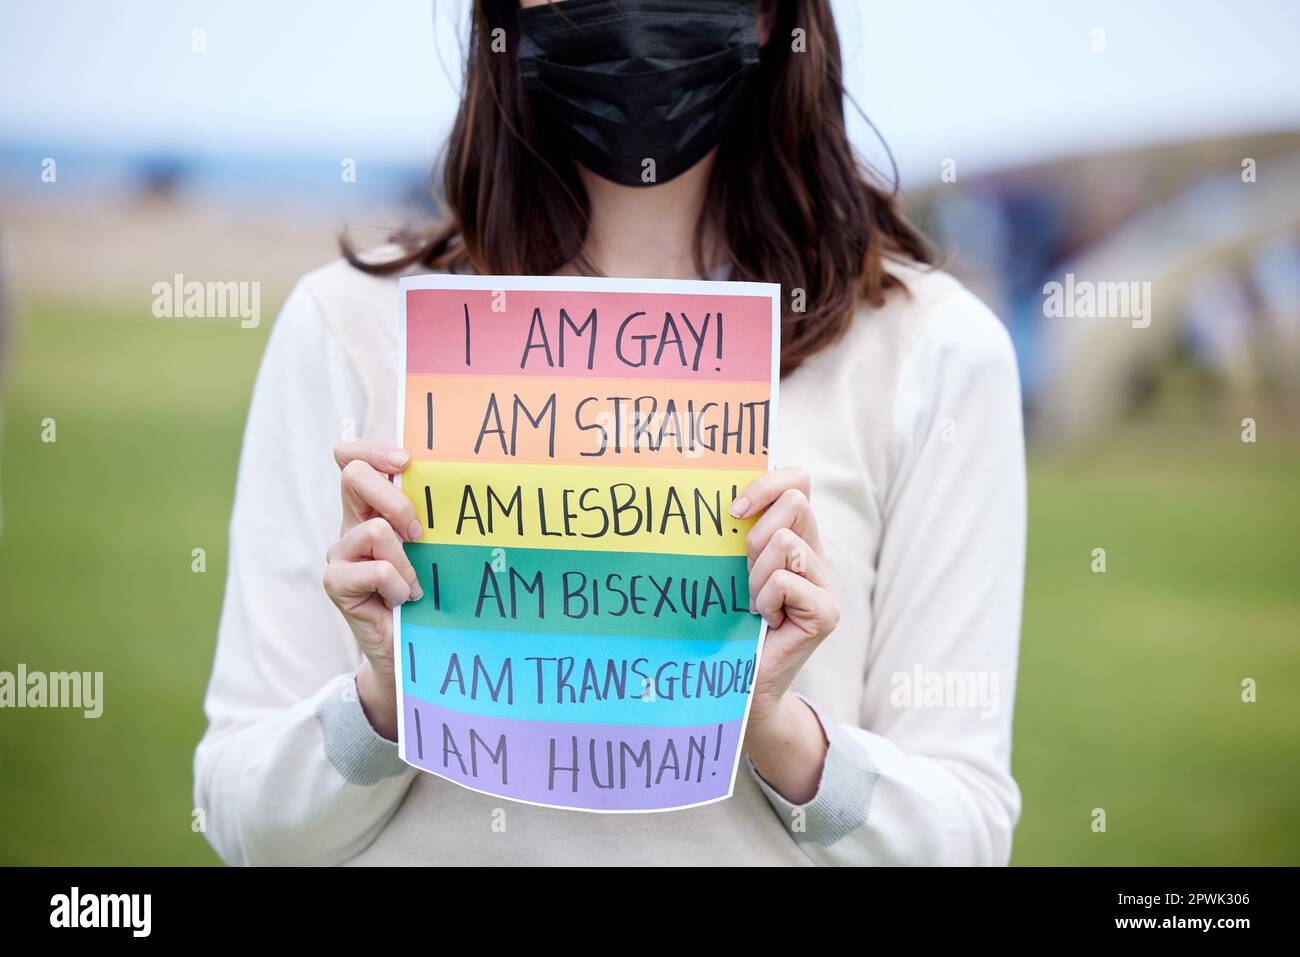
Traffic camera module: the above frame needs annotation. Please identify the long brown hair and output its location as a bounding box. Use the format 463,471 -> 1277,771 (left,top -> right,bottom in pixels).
344,0 -> 933,375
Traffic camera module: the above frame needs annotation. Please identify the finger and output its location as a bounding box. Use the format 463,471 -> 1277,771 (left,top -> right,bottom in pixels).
340,593 -> 393,637
744,487 -> 823,564
334,439 -> 411,474
749,528 -> 829,604
752,568 -> 838,635
730,466 -> 810,520
324,559 -> 412,610
341,458 -> 423,540
328,517 -> 423,599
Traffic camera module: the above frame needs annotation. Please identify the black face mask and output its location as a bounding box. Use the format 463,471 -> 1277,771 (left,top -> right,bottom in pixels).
517,0 -> 760,187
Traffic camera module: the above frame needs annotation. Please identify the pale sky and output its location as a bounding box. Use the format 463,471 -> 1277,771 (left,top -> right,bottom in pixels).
2,0 -> 1298,182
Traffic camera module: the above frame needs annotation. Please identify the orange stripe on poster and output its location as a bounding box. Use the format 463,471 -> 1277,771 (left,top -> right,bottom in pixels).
404,375 -> 772,469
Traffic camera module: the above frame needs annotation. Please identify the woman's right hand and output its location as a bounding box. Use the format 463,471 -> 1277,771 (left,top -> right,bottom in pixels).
323,439 -> 425,740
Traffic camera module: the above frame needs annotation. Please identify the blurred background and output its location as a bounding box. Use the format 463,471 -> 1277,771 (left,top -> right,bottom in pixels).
1,0 -> 1297,865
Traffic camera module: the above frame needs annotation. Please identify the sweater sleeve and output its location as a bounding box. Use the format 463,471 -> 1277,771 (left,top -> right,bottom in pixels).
193,280 -> 417,867
747,287 -> 1026,865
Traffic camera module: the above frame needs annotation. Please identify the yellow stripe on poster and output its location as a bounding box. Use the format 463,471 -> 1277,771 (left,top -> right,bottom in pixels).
402,460 -> 763,556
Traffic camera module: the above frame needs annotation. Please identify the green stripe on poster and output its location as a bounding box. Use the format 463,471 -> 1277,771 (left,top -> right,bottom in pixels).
403,542 -> 757,642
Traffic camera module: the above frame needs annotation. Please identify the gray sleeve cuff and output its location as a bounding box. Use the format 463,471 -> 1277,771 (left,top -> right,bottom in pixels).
746,695 -> 880,846
314,674 -> 412,786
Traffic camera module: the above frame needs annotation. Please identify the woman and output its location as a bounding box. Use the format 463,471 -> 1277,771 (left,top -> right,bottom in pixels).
195,0 -> 1025,866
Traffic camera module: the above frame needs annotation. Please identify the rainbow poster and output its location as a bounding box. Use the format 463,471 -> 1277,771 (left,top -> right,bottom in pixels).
393,274 -> 781,812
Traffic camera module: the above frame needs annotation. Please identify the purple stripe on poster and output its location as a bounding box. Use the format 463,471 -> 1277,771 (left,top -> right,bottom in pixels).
402,695 -> 744,812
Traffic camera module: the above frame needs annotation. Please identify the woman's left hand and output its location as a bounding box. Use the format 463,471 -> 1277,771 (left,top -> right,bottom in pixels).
733,466 -> 840,801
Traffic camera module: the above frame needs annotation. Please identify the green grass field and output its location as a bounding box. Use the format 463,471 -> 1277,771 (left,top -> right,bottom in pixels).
1,298 -> 1297,865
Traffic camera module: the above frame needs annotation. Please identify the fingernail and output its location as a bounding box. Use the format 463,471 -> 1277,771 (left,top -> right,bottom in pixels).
407,520 -> 424,541
388,450 -> 411,468
410,583 -> 424,602
729,496 -> 750,518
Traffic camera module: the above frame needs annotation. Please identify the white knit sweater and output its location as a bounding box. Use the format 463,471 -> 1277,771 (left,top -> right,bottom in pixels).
194,257 -> 1026,866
